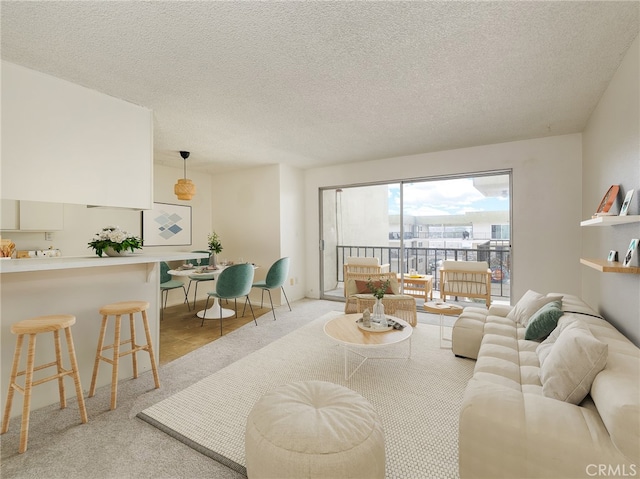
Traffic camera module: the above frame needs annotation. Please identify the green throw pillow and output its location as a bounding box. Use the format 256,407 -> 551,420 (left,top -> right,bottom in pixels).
525,300 -> 563,341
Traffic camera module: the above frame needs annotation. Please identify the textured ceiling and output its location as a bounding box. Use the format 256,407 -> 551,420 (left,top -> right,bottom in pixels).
1,1 -> 638,174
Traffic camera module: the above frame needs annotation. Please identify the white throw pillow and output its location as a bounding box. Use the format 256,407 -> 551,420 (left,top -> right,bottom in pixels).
539,321 -> 608,405
506,290 -> 563,326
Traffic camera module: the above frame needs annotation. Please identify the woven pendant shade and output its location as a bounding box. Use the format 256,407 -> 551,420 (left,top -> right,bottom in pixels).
174,178 -> 196,200
175,150 -> 195,200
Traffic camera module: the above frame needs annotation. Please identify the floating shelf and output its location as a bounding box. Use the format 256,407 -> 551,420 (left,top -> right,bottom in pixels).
580,258 -> 640,274
580,215 -> 640,226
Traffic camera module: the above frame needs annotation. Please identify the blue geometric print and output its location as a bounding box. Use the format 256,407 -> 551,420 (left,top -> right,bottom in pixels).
154,210 -> 184,240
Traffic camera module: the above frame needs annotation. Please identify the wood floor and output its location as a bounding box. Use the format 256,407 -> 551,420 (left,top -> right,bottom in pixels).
159,298 -> 271,365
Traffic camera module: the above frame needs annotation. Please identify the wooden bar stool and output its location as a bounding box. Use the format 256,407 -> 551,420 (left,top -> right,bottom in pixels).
1,314 -> 88,454
88,301 -> 160,410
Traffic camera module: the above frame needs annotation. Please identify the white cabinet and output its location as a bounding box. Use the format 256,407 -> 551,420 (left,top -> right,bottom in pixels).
1,62 -> 153,209
1,200 -> 19,230
0,200 -> 63,231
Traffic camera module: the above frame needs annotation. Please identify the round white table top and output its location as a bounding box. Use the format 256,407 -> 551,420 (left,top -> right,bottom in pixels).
167,267 -> 222,278
323,313 -> 412,348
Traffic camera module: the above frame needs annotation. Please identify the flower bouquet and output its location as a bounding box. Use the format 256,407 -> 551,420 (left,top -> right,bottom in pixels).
88,226 -> 142,257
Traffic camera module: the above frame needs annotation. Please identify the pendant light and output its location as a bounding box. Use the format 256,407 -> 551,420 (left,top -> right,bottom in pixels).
174,150 -> 196,200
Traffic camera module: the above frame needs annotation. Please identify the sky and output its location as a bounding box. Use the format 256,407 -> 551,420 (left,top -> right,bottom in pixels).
388,177 -> 510,216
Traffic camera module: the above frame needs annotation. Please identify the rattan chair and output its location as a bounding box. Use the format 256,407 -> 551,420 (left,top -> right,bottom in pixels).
343,271 -> 417,326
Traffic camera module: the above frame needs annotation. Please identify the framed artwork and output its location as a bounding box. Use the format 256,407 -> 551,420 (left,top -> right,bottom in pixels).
619,189 -> 634,216
595,185 -> 619,215
622,238 -> 638,268
141,202 -> 192,246
607,250 -> 618,262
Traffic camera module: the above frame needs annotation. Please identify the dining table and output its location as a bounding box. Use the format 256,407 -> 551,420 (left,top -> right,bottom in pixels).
167,266 -> 235,319
168,263 -> 259,320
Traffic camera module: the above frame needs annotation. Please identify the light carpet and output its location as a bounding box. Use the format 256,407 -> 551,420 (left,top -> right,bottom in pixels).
138,311 -> 474,478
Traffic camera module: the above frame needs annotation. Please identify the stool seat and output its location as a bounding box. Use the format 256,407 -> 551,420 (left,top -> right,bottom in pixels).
99,301 -> 150,316
89,300 -> 160,410
2,314 -> 87,454
10,314 -> 76,335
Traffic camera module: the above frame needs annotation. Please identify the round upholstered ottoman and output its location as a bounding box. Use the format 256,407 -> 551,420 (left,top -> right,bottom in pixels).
245,380 -> 385,479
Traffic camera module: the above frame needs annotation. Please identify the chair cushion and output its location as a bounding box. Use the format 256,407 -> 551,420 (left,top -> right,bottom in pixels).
346,257 -> 380,266
442,260 -> 489,272
346,277 -> 400,296
160,280 -> 184,290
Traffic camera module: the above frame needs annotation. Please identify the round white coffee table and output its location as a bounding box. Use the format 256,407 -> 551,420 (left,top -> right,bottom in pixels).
323,313 -> 413,379
424,301 -> 463,349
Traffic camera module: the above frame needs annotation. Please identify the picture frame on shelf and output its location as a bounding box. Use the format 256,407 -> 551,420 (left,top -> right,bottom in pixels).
622,238 -> 638,268
619,189 -> 634,216
594,185 -> 619,216
607,250 -> 618,262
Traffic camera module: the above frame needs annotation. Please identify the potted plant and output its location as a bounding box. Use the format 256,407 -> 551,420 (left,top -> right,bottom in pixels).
367,278 -> 391,326
88,226 -> 142,257
207,232 -> 223,267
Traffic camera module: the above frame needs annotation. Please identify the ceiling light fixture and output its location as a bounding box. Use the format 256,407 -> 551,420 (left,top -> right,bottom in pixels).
174,150 -> 196,200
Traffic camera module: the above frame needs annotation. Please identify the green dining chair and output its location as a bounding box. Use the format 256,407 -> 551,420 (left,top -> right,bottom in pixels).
202,263 -> 256,334
245,257 -> 291,321
185,250 -> 215,309
160,261 -> 189,320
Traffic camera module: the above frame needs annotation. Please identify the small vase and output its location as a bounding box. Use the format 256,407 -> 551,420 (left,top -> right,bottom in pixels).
104,247 -> 129,257
210,253 -> 217,268
372,298 -> 386,324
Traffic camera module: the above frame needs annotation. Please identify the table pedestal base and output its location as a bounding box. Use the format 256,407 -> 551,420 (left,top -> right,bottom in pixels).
196,299 -> 235,319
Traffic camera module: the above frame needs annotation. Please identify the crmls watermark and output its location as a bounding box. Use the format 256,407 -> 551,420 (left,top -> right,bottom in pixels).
586,464 -> 637,477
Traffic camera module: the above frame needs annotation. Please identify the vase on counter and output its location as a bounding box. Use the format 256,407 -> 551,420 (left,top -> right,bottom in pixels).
104,247 -> 130,257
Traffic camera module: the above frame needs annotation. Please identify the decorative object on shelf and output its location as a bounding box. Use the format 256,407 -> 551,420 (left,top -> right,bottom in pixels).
623,238 -> 638,267
88,226 -> 142,257
594,184 -> 619,217
207,231 -> 223,267
619,189 -> 634,216
0,238 -> 16,258
607,250 -> 618,262
141,202 -> 192,246
174,150 -> 196,200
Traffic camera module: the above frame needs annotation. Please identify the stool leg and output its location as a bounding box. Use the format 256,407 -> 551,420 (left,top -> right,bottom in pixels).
53,330 -> 67,409
64,327 -> 88,424
141,310 -> 160,390
110,314 -> 122,410
129,313 -> 138,379
89,315 -> 109,398
19,334 -> 37,453
2,334 -> 24,434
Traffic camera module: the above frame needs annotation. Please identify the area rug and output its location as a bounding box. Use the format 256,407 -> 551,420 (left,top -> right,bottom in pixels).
138,311 -> 474,478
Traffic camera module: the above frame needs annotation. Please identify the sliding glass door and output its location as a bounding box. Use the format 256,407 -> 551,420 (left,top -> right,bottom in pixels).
320,171 -> 511,305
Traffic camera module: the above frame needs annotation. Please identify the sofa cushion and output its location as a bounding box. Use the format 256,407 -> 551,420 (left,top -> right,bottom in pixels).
539,321 -> 608,405
524,300 -> 563,341
507,290 -> 562,326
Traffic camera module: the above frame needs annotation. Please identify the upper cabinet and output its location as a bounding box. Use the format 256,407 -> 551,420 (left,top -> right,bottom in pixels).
0,200 -> 64,231
1,62 -> 153,210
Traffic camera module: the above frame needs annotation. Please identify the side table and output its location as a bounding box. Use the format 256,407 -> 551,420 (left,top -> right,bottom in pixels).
424,301 -> 463,349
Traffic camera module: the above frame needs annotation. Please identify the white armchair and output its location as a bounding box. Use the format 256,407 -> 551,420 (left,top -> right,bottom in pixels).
439,260 -> 492,307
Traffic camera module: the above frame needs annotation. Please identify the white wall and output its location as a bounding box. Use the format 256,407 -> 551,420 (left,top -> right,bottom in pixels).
582,35 -> 640,345
304,134 -> 583,302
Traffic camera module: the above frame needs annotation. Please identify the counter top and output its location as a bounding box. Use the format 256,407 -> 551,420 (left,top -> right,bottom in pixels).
0,252 -> 208,274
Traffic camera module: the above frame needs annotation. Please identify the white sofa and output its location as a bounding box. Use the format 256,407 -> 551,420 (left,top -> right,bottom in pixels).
454,293 -> 640,478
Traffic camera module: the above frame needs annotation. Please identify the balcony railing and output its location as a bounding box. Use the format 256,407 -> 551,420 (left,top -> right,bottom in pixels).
337,242 -> 511,299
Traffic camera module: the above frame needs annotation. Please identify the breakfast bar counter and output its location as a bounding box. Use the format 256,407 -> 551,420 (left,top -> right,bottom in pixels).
0,252 -> 207,417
